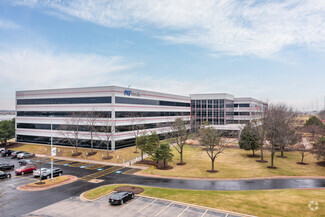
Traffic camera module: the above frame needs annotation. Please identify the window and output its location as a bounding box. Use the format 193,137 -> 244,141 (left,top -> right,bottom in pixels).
196,100 -> 201,108
115,111 -> 190,118
213,100 -> 218,108
17,97 -> 111,105
239,103 -> 250,107
202,100 -> 206,109
17,111 -> 111,118
115,97 -> 190,107
208,100 -> 212,108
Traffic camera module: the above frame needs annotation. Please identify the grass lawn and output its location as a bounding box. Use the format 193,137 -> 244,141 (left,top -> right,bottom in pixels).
83,184 -> 324,217
138,145 -> 325,178
10,143 -> 140,163
27,175 -> 69,187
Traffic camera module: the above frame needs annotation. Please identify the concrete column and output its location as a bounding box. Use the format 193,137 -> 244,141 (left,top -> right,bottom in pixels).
111,93 -> 116,151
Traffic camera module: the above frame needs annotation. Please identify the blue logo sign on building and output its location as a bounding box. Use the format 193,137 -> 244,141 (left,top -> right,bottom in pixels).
124,90 -> 141,97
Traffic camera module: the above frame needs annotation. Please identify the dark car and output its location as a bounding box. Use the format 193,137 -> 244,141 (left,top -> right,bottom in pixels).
41,167 -> 63,179
17,152 -> 35,159
0,171 -> 11,179
11,151 -> 26,159
15,165 -> 36,175
109,191 -> 135,205
0,163 -> 15,170
1,150 -> 14,157
19,159 -> 33,165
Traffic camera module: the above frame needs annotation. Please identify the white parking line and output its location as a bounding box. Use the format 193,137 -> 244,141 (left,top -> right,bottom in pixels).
120,196 -> 141,210
9,179 -> 32,185
201,209 -> 208,217
177,206 -> 189,217
155,202 -> 172,216
225,213 -> 229,217
136,199 -> 157,213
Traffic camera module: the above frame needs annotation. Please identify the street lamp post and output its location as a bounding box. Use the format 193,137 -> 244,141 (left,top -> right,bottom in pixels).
50,115 -> 53,181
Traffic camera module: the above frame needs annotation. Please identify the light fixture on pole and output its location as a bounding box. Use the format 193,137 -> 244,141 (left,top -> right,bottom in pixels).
50,115 -> 54,181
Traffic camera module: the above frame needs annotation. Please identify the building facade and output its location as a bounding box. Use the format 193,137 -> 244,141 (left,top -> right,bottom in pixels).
190,93 -> 267,131
15,86 -> 265,150
16,86 -> 190,150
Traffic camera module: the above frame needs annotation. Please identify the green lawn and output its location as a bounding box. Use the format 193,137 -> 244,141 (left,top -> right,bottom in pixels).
10,143 -> 140,163
138,145 -> 325,178
83,184 -> 325,217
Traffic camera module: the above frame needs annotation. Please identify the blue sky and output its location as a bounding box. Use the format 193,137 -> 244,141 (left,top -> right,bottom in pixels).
0,0 -> 325,111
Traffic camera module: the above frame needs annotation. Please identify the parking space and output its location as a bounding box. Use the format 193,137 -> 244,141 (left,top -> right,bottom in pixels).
122,168 -> 142,175
25,194 -> 251,217
84,164 -> 106,170
79,166 -> 123,181
68,162 -> 89,168
54,160 -> 75,165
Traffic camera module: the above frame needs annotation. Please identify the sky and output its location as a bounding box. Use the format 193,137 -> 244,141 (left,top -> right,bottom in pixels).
0,0 -> 324,111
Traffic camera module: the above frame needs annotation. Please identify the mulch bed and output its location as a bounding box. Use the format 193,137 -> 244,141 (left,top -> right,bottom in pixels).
72,152 -> 82,156
114,186 -> 144,194
138,159 -> 173,170
102,156 -> 113,160
277,155 -> 288,158
256,160 -> 268,163
267,166 -> 278,169
206,170 -> 218,173
176,162 -> 187,166
316,161 -> 325,167
34,181 -> 46,185
86,152 -> 97,156
296,162 -> 309,165
247,154 -> 260,158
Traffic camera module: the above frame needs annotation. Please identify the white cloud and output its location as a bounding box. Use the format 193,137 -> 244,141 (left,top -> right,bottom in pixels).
18,0 -> 325,57
0,19 -> 19,29
0,48 -> 140,109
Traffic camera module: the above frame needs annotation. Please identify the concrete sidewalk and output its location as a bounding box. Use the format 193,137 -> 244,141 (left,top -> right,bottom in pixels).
35,154 -> 148,169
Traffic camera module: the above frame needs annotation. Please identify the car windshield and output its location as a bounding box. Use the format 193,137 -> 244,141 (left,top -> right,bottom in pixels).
0,171 -> 4,175
110,192 -> 126,199
20,166 -> 26,169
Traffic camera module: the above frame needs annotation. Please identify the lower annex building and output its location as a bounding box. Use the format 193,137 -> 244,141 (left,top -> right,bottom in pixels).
15,86 -> 266,150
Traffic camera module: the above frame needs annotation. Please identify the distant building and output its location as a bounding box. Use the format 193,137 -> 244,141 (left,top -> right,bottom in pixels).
190,93 -> 267,131
15,86 -> 266,150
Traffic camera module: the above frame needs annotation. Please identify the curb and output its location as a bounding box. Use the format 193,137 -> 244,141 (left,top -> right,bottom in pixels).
133,172 -> 325,181
17,175 -> 78,191
79,184 -> 118,202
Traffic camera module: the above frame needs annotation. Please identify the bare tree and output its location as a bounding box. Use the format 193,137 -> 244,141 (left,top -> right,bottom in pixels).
59,112 -> 84,156
251,105 -> 268,163
169,118 -> 190,165
35,158 -> 48,183
199,123 -> 228,172
127,112 -> 145,153
264,104 -> 299,168
86,110 -> 101,155
98,117 -> 115,160
294,143 -> 309,165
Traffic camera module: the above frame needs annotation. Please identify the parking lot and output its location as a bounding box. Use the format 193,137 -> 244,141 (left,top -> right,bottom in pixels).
0,154 -> 142,216
0,155 -> 141,183
25,194 -> 251,217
